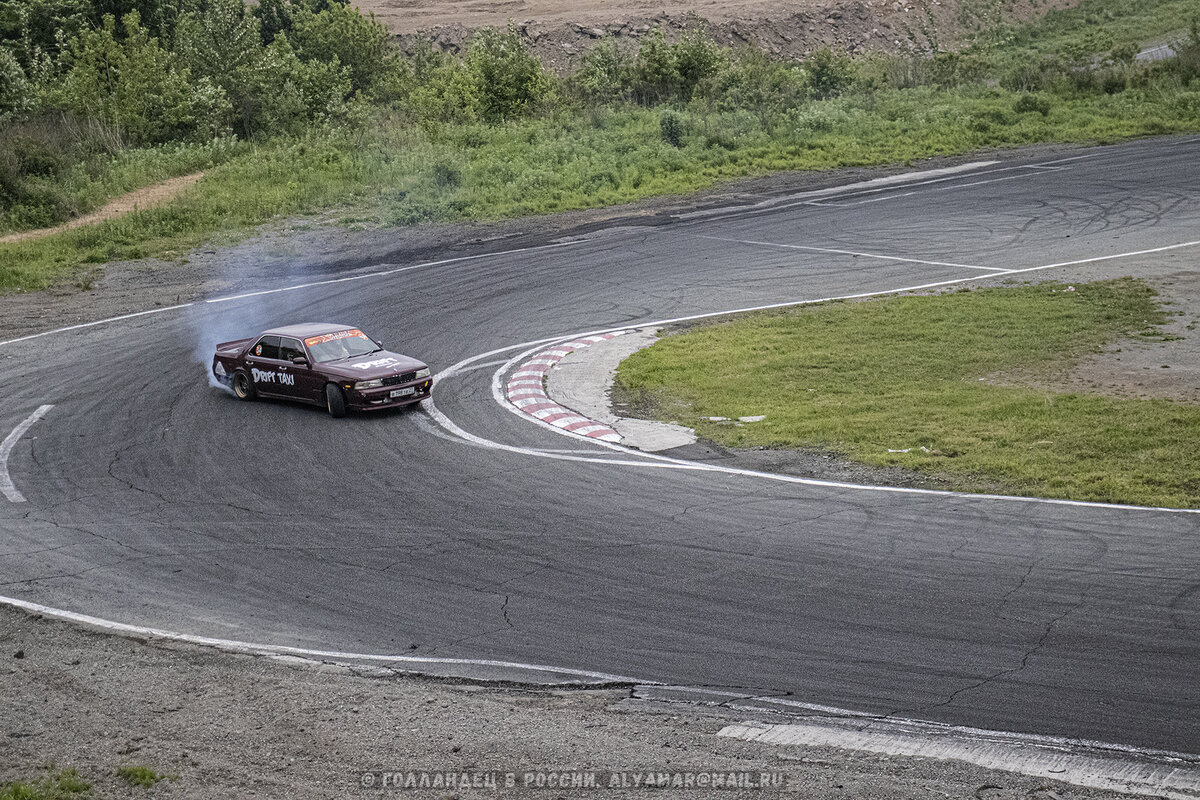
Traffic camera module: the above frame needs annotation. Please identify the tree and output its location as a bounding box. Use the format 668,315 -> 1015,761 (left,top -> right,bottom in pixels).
47,11 -> 230,142
290,2 -> 389,95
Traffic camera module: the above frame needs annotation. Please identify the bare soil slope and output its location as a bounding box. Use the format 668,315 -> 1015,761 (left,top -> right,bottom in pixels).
363,0 -> 1078,70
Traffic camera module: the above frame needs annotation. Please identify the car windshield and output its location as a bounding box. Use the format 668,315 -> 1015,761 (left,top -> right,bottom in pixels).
304,329 -> 378,363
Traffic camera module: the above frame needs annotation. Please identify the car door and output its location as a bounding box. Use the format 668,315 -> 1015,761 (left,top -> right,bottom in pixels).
278,336 -> 323,403
244,335 -> 291,398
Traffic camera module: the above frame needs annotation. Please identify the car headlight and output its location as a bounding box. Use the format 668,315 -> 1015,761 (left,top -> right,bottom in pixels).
354,379 -> 383,390
415,367 -> 430,379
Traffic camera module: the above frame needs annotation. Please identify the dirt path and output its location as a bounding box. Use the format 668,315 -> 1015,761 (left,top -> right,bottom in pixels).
0,172 -> 204,245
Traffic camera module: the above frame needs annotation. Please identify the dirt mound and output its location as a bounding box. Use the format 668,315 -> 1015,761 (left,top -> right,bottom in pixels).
365,0 -> 1078,70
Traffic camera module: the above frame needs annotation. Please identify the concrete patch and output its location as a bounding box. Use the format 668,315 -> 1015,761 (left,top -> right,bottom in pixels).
545,329 -> 697,452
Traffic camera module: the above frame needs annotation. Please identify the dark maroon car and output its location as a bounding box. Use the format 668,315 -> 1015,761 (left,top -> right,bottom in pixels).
212,323 -> 431,417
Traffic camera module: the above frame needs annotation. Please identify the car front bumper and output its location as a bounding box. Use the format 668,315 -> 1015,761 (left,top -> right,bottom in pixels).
347,379 -> 433,411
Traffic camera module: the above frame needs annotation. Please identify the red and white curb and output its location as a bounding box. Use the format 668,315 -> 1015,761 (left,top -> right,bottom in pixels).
505,334 -> 625,442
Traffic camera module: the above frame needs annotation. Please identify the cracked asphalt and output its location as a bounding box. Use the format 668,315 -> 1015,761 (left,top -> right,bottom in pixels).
1,136 -> 1198,757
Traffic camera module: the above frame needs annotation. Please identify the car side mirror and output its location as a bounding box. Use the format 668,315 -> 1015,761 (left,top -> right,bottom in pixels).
292,355 -> 308,366
374,339 -> 383,347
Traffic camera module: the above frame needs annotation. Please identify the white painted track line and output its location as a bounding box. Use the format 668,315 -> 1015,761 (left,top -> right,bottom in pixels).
3,588 -> 1195,800
0,594 -> 646,684
699,235 -> 1006,271
418,237 -> 1200,514
0,241 -> 582,348
1,404 -> 53,502
718,720 -> 1200,799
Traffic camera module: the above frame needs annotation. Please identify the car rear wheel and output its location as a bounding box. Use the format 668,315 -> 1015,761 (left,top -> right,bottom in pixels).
325,383 -> 346,418
232,371 -> 256,401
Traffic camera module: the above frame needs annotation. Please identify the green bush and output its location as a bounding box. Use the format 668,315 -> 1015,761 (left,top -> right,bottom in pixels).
672,24 -> 725,99
568,37 -> 629,104
632,27 -> 677,103
659,110 -> 683,146
465,26 -> 552,121
1013,91 -> 1052,115
806,47 -> 854,99
290,2 -> 391,95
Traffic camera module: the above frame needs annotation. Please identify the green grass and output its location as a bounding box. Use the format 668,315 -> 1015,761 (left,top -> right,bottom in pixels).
114,766 -> 164,789
616,278 -> 1200,508
0,769 -> 90,800
5,78 -> 1199,293
1005,0 -> 1198,58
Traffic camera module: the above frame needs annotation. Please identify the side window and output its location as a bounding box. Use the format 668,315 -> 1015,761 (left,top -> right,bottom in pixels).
279,337 -> 304,362
251,335 -> 281,360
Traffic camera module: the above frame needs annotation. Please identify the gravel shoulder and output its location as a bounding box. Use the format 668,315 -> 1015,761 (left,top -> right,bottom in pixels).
0,605 -> 1145,799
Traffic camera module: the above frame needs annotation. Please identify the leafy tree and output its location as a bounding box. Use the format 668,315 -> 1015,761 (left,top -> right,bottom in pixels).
46,11 -> 230,142
90,0 -> 189,39
0,0 -> 89,73
254,0 -> 346,44
568,37 -> 628,104
0,46 -> 33,116
174,0 -> 262,95
290,2 -> 389,94
230,32 -> 351,136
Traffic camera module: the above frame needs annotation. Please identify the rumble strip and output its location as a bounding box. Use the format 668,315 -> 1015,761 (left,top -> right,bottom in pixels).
504,335 -> 624,442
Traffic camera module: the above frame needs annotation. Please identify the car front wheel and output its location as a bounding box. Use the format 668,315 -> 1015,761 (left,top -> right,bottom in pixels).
325,383 -> 346,418
232,370 -> 256,401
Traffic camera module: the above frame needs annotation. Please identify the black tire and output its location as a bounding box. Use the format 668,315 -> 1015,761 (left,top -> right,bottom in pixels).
325,383 -> 346,418
232,370 -> 256,401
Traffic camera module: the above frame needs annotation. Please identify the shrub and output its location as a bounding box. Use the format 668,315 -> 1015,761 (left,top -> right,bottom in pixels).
464,25 -> 552,121
632,27 -> 676,103
231,33 -> 352,137
806,47 -> 854,99
659,110 -> 683,146
672,24 -> 725,99
569,37 -> 629,104
1013,91 -> 1052,115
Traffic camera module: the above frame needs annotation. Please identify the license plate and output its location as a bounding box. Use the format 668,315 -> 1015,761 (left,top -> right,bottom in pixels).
390,387 -> 416,398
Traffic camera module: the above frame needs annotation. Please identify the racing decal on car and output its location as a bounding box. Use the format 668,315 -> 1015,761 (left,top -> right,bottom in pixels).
351,357 -> 401,370
251,367 -> 295,385
304,329 -> 367,347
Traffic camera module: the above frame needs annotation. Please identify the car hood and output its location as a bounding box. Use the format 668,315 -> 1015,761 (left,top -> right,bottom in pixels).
319,351 -> 427,380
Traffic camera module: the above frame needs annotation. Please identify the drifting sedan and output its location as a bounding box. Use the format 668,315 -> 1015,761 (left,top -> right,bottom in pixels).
212,323 -> 432,417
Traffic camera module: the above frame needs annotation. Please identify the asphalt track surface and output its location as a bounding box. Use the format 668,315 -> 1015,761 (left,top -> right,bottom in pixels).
2,137 -> 1199,755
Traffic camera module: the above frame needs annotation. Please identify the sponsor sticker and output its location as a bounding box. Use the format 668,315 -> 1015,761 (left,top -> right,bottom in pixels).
252,367 -> 294,385
305,329 -> 368,347
352,357 -> 400,370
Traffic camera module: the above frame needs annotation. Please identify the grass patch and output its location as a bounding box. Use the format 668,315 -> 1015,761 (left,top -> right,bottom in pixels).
4,80 -> 1199,294
616,278 -> 1200,508
0,768 -> 90,800
114,766 -> 164,789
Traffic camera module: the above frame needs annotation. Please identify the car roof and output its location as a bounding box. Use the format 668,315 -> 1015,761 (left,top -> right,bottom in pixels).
261,323 -> 358,339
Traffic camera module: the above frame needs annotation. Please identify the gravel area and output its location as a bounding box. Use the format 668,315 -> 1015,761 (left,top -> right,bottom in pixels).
0,605 -> 1145,799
